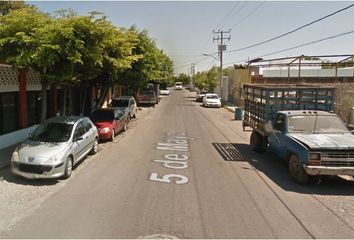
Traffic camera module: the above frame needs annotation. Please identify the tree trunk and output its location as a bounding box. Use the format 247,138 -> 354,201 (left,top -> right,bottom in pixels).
40,79 -> 49,122
93,82 -> 110,111
62,86 -> 67,116
80,85 -> 87,116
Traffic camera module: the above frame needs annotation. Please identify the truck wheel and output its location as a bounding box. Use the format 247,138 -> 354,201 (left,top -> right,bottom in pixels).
250,131 -> 266,153
289,154 -> 308,184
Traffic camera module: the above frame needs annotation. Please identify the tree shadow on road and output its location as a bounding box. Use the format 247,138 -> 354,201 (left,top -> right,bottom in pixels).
226,143 -> 354,195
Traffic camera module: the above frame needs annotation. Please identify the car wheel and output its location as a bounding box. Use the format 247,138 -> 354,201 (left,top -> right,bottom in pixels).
110,130 -> 115,142
63,156 -> 73,179
90,138 -> 99,155
289,154 -> 308,184
250,131 -> 266,153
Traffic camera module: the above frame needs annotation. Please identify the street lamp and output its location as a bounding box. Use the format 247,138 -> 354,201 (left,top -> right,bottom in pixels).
203,53 -> 220,61
203,53 -> 223,99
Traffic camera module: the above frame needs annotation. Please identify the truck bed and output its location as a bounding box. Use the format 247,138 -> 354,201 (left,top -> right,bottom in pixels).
243,84 -> 336,134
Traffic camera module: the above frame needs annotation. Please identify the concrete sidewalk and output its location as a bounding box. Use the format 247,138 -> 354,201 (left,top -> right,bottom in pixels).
0,144 -> 18,170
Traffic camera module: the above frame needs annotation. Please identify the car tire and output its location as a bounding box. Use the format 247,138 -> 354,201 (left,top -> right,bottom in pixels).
289,154 -> 309,184
63,156 -> 73,179
250,131 -> 266,153
90,138 -> 99,155
110,130 -> 115,142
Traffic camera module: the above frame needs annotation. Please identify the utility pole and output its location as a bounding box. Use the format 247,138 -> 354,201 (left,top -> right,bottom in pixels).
213,29 -> 231,101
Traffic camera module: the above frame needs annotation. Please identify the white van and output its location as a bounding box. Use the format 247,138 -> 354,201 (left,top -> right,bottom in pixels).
175,82 -> 182,90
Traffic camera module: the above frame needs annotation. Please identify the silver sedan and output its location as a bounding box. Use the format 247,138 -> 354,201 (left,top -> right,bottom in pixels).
11,116 -> 98,179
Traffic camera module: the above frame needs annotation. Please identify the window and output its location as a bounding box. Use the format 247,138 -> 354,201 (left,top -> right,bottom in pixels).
0,92 -> 18,135
83,119 -> 93,133
74,122 -> 85,140
274,114 -> 286,132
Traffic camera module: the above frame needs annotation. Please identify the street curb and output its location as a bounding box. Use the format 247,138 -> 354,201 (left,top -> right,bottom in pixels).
224,106 -> 236,113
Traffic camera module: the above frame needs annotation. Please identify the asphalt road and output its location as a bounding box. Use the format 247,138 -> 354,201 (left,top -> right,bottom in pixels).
3,89 -> 354,238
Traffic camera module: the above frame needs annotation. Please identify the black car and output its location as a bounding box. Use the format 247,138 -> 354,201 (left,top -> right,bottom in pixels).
196,90 -> 211,102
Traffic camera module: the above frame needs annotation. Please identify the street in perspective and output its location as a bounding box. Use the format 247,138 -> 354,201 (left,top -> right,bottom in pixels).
1,1 -> 354,239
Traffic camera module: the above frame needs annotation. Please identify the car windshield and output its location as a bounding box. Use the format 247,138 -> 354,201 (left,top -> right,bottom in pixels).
207,95 -> 219,99
111,99 -> 129,107
142,91 -> 154,95
29,122 -> 73,143
287,115 -> 349,133
90,110 -> 114,122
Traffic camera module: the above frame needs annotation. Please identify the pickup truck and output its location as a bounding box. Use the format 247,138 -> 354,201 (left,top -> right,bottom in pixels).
243,84 -> 354,183
137,90 -> 157,107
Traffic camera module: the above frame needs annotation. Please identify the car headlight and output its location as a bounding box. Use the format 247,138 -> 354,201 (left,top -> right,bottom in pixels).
11,151 -> 19,162
100,127 -> 110,134
44,156 -> 59,164
309,152 -> 321,160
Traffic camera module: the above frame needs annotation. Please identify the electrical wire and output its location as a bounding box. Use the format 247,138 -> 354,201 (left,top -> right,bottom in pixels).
229,1 -> 266,30
258,30 -> 354,58
220,1 -> 248,30
225,3 -> 354,53
215,1 -> 241,30
224,29 -> 354,65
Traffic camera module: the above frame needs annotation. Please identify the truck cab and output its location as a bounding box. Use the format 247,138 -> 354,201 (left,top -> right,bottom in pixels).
267,110 -> 354,183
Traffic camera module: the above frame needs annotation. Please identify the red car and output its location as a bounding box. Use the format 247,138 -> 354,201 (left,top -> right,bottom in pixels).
90,108 -> 129,141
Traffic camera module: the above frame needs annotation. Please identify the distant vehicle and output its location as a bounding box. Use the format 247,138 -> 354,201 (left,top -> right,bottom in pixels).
110,96 -> 138,119
137,90 -> 157,107
90,108 -> 129,142
243,84 -> 354,184
175,82 -> 183,90
160,88 -> 170,95
196,90 -> 211,102
202,93 -> 221,108
11,116 -> 98,179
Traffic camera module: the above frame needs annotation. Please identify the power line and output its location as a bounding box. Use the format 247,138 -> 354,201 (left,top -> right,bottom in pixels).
224,29 -> 354,65
229,1 -> 266,30
215,1 -> 241,30
201,1 -> 240,56
220,1 -> 248,30
225,2 -> 354,53
259,30 -> 354,58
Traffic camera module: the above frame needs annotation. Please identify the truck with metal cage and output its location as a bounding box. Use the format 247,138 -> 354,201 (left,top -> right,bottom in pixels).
243,84 -> 354,183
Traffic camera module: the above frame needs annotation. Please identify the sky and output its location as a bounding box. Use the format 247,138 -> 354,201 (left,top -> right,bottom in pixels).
29,1 -> 354,75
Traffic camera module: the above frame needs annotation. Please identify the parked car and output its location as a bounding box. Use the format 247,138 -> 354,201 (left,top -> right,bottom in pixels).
196,90 -> 211,102
11,116 -> 98,179
202,93 -> 221,108
90,108 -> 129,141
160,88 -> 170,95
137,90 -> 157,107
110,96 -> 138,119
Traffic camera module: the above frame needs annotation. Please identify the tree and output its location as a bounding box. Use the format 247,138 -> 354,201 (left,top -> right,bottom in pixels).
0,1 -> 29,16
176,73 -> 190,85
0,7 -> 54,121
192,66 -> 219,92
118,28 -> 171,95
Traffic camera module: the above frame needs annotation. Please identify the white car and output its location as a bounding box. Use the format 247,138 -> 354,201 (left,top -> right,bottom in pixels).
175,82 -> 183,90
203,94 -> 221,108
160,89 -> 170,95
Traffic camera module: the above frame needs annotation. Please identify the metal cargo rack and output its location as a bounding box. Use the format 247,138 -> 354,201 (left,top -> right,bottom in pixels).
243,83 -> 336,133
